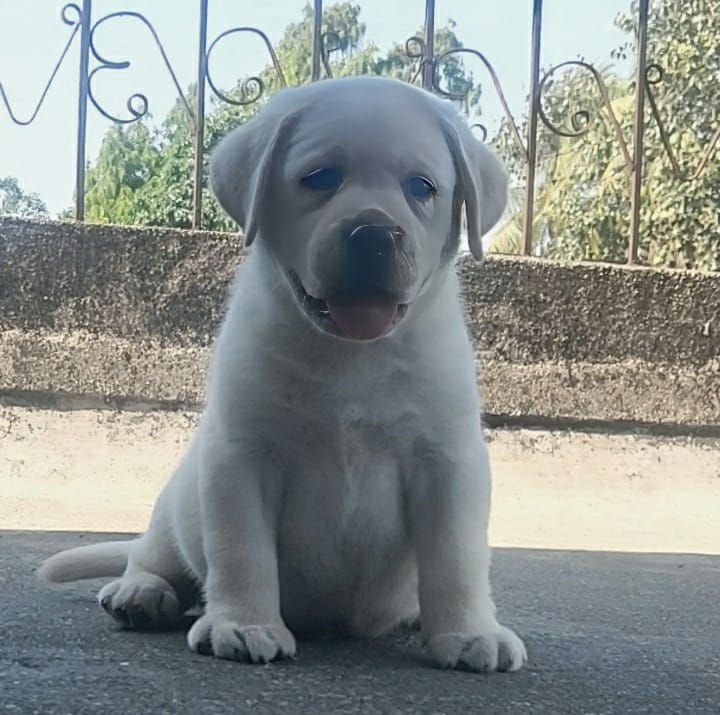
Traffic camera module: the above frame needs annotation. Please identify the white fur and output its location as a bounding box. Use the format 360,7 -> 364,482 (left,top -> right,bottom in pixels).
38,77 -> 526,672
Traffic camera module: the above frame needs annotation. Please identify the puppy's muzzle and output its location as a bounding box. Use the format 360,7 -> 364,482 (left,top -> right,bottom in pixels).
285,210 -> 414,342
343,223 -> 405,296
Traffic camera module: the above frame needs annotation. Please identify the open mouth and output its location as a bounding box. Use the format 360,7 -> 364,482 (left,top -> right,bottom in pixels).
286,270 -> 409,341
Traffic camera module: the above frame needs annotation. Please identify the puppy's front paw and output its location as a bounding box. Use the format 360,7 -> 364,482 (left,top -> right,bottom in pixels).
187,613 -> 296,663
427,624 -> 527,673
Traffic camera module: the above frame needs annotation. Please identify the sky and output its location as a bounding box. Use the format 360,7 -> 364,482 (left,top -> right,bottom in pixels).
1,0 -> 631,217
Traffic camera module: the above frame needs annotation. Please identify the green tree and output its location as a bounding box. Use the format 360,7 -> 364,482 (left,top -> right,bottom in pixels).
83,122 -> 160,224
81,2 -> 483,231
0,176 -> 49,218
491,67 -> 633,259
491,0 -> 720,271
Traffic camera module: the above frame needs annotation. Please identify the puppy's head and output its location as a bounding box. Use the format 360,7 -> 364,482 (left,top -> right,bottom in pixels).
211,76 -> 507,341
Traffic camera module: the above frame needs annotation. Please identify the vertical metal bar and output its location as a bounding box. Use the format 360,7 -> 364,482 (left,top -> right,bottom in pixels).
421,0 -> 435,90
311,0 -> 323,81
628,0 -> 650,264
192,0 -> 209,230
74,0 -> 92,221
521,0 -> 543,256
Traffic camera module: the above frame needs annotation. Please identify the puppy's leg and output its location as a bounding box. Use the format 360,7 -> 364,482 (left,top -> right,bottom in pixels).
410,437 -> 526,673
186,438 -> 296,664
98,498 -> 194,630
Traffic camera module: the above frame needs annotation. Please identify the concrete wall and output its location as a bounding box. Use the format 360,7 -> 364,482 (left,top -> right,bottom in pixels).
2,217 -> 719,430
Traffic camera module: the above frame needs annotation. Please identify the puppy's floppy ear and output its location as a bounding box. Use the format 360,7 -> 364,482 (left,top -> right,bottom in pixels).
441,116 -> 508,260
210,109 -> 299,246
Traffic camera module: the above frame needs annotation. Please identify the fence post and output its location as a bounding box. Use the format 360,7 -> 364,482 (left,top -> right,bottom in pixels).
192,0 -> 209,230
421,0 -> 435,90
521,0 -> 543,256
628,0 -> 650,264
74,0 -> 92,221
311,0 -> 323,81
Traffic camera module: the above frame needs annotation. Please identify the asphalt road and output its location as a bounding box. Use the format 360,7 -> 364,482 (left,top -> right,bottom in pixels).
1,531 -> 718,715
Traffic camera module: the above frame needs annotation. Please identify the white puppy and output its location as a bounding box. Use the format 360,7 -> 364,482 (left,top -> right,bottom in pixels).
39,76 -> 526,672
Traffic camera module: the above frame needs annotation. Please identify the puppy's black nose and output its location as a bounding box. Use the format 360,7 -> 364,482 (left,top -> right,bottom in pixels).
349,224 -> 402,257
344,224 -> 404,294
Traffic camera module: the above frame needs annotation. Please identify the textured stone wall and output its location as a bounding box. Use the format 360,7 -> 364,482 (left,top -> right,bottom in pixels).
2,217 -> 718,429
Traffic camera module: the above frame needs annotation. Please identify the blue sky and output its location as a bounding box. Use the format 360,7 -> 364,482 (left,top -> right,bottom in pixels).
1,1 -> 630,216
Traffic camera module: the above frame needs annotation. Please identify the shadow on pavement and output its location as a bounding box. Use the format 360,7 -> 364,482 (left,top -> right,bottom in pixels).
2,530 -> 718,714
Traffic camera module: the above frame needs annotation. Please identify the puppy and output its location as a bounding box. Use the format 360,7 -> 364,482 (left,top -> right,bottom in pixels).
39,76 -> 526,672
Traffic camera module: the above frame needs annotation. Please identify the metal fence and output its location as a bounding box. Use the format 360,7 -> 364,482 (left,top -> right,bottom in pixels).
2,0 -> 719,263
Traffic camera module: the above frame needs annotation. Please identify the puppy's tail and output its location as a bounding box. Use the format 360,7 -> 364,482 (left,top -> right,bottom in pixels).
37,539 -> 136,583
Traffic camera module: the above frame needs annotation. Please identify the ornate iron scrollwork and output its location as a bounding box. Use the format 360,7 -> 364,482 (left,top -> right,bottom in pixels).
1,3 -> 82,126
644,62 -> 720,181
537,60 -> 632,170
86,10 -> 195,125
205,26 -> 286,107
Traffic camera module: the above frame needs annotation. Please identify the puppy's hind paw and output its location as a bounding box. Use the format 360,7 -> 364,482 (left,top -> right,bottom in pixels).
98,573 -> 181,631
187,613 -> 296,664
427,624 -> 527,673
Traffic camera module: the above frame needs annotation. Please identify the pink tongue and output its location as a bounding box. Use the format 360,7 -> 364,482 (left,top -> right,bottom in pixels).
326,296 -> 399,340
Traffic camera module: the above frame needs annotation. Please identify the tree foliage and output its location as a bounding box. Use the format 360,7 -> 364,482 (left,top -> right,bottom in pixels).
83,123 -> 160,224
80,2 -> 482,232
491,0 -> 720,271
0,176 -> 49,218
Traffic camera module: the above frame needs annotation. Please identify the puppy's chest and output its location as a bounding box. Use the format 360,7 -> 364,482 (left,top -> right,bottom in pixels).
268,368 -> 431,552
287,410 -> 409,510
280,412 -> 411,560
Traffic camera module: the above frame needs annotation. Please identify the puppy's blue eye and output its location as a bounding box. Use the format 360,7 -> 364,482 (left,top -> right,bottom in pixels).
407,176 -> 436,201
301,167 -> 343,192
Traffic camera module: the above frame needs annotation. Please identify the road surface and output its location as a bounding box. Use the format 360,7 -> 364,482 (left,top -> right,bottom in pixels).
1,531 -> 717,714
